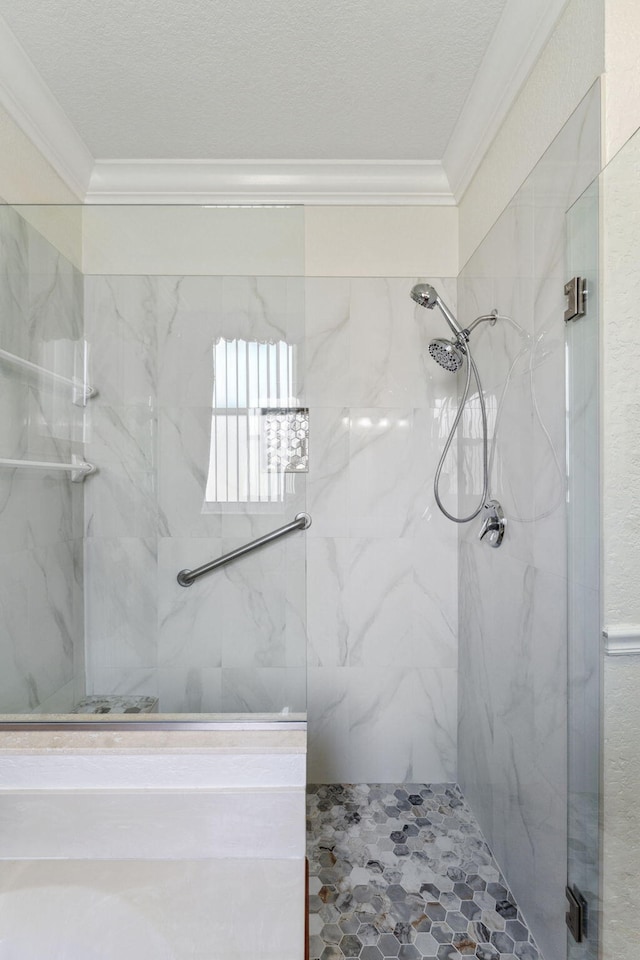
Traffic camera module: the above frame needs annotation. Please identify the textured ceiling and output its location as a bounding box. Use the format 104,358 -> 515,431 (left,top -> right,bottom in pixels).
0,0 -> 507,161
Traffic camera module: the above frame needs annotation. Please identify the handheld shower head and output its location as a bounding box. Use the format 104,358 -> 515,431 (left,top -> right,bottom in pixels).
410,283 -> 466,340
410,283 -> 438,309
429,338 -> 465,372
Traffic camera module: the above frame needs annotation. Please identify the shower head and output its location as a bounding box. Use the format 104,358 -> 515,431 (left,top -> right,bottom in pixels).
410,283 -> 438,309
410,283 -> 466,340
429,337 -> 465,372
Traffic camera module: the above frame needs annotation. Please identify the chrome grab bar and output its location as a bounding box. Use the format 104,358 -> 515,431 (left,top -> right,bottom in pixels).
177,512 -> 312,587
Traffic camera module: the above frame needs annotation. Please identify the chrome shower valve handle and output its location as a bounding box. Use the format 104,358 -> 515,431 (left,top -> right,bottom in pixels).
478,499 -> 506,547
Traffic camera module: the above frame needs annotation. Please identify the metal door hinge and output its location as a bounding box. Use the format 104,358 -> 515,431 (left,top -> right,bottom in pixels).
564,277 -> 587,323
566,884 -> 587,942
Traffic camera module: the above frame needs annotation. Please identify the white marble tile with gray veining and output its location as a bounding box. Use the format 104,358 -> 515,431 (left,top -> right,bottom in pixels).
0,469 -> 30,556
306,407 -> 349,538
346,538 -> 414,669
84,276 -> 159,407
346,666 -> 457,784
347,408 -> 416,539
220,276 -> 292,344
157,275 -> 221,409
157,537 -> 224,670
219,538 -> 289,669
27,228 -> 83,344
84,537 -> 157,691
220,666 -> 306,714
25,542 -> 78,708
304,278 -> 352,408
158,406 -> 222,538
158,666 -> 223,713
85,403 -> 158,539
25,470 -> 78,548
306,538 -> 351,669
0,205 -> 29,360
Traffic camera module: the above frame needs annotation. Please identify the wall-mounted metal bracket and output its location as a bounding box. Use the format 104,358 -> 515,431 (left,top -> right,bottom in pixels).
478,500 -> 505,548
564,277 -> 587,323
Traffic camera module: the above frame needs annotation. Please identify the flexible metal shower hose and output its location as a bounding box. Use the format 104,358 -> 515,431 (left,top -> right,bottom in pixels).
433,343 -> 489,523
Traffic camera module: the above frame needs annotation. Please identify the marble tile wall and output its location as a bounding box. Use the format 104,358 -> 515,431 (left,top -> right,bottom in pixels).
84,271 -> 461,783
456,84 -> 601,960
0,204 -> 85,713
305,277 -> 459,783
83,275 -> 308,713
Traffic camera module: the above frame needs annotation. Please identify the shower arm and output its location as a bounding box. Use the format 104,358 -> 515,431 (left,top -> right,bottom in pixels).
463,310 -> 499,336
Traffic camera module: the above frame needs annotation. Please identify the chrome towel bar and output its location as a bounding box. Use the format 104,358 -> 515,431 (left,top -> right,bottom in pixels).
177,512 -> 312,587
0,348 -> 96,406
0,454 -> 96,482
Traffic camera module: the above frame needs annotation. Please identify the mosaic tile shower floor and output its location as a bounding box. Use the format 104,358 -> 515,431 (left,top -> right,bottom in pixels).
307,784 -> 542,960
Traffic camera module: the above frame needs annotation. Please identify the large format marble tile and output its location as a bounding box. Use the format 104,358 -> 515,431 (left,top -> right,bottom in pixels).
220,666 -> 306,714
346,539 -> 414,668
158,667 -> 223,714
157,537 -> 225,671
348,409 -> 418,539
84,403 -> 157,539
0,543 -> 78,712
157,406 -> 222,538
84,276 -> 159,407
84,537 -> 157,693
309,666 -> 456,785
0,206 -> 29,358
306,407 -> 350,538
304,277 -> 458,411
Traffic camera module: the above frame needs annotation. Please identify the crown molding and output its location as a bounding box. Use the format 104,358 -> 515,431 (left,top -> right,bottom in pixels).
0,15 -> 94,199
443,0 -> 571,201
85,159 -> 455,205
0,0 -> 569,205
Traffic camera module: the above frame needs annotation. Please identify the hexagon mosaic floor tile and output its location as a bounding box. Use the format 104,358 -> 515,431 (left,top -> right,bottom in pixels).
307,783 -> 543,960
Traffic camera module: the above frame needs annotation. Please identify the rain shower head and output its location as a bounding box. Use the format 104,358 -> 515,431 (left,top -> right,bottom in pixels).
410,283 -> 466,340
429,338 -> 465,372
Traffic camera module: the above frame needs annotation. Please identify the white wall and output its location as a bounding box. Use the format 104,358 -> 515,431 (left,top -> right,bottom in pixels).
0,103 -> 83,269
0,102 -> 79,206
458,0 -> 604,269
82,204 -> 458,278
604,0 -> 640,163
304,206 -> 457,278
598,2 -> 640,955
600,119 -> 640,958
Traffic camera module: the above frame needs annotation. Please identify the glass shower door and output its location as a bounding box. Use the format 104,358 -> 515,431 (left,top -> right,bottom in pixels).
0,202 -> 309,720
565,179 -> 600,959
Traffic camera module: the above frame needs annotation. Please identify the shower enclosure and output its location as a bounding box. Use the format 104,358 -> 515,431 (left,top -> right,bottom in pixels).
0,88 -> 608,960
0,201 -> 309,721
